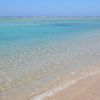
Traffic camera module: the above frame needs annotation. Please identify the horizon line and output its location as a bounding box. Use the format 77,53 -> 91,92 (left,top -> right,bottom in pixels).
0,16 -> 100,18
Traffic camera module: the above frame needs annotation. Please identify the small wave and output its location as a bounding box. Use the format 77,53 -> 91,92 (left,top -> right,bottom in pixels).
32,70 -> 100,100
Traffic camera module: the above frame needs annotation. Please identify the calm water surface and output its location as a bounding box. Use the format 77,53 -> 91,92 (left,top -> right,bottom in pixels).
0,17 -> 100,99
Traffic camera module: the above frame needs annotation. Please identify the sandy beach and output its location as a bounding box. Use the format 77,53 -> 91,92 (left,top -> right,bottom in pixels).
43,70 -> 100,100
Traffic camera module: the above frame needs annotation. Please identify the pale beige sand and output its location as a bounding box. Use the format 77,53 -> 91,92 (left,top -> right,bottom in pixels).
44,72 -> 100,100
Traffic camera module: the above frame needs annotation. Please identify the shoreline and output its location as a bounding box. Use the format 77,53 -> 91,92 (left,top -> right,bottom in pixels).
1,66 -> 100,100
32,67 -> 100,100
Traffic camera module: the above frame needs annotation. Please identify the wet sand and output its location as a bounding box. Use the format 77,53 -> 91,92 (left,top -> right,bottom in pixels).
44,71 -> 100,100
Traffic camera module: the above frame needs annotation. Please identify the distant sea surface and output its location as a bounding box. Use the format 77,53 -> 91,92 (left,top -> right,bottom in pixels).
0,17 -> 100,100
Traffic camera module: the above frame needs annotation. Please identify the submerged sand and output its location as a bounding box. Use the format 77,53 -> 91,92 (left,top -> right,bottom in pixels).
43,70 -> 100,100
1,67 -> 100,100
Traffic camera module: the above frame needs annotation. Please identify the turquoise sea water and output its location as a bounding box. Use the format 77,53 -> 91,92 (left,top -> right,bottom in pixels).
0,17 -> 100,99
0,18 -> 100,41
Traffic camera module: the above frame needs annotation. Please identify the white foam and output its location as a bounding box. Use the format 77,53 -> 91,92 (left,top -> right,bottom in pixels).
31,70 -> 100,100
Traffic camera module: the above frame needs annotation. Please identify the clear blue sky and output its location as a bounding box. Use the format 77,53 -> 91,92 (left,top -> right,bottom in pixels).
0,0 -> 100,16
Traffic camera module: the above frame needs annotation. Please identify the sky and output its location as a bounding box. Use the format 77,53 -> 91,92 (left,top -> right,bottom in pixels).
0,0 -> 100,16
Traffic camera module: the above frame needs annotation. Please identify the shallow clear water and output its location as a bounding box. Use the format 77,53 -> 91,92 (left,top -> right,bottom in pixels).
0,17 -> 100,99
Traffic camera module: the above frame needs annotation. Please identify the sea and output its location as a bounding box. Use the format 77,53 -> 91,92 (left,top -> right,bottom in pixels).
0,17 -> 100,100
